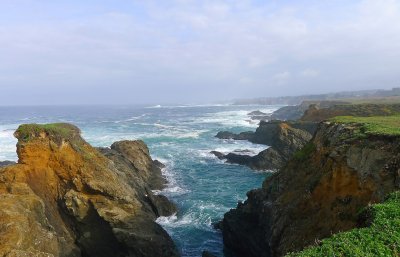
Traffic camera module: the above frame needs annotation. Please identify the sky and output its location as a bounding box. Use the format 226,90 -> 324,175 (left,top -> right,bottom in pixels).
1,0 -> 400,105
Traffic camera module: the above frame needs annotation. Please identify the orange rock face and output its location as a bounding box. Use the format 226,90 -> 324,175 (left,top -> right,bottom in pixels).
223,121 -> 400,257
0,123 -> 178,257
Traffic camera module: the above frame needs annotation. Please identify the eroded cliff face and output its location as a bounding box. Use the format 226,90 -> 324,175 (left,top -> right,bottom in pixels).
0,123 -> 178,257
222,121 -> 400,257
214,121 -> 313,171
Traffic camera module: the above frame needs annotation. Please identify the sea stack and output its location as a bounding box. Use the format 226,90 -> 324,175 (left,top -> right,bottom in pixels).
0,123 -> 179,257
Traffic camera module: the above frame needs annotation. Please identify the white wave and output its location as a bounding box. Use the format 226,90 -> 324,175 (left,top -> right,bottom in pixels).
114,114 -> 146,123
157,201 -> 228,230
213,139 -> 267,155
146,103 -> 232,109
152,159 -> 190,197
145,104 -> 162,108
127,123 -> 209,139
0,128 -> 18,161
154,123 -> 176,129
191,106 -> 280,128
83,128 -> 208,147
144,128 -> 208,139
156,212 -> 209,229
191,110 -> 260,128
0,130 -> 14,139
156,214 -> 178,225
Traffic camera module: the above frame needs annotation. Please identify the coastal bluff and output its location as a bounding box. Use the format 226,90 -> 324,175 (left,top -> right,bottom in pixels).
0,123 -> 179,257
222,117 -> 400,257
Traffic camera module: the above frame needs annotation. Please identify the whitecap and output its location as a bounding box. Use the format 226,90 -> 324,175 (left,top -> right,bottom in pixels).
145,105 -> 162,108
151,159 -> 190,197
191,106 -> 280,128
114,114 -> 146,123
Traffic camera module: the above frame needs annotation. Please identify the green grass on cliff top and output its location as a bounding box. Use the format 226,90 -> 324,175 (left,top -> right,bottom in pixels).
331,115 -> 400,136
286,191 -> 400,257
16,123 -> 80,142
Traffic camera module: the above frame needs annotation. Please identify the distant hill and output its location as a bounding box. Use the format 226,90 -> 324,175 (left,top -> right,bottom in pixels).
233,88 -> 400,105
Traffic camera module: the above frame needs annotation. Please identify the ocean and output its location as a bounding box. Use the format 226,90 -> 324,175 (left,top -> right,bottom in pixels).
0,104 -> 280,257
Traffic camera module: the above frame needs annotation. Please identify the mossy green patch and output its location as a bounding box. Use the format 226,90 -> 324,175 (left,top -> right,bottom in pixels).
15,123 -> 81,144
286,191 -> 400,257
331,115 -> 400,136
292,142 -> 316,161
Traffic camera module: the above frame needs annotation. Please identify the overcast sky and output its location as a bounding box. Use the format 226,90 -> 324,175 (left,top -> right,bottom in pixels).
1,0 -> 400,105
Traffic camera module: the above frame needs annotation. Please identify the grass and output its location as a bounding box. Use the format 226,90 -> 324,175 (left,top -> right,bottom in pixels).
346,96 -> 400,105
331,115 -> 400,136
286,191 -> 400,257
292,142 -> 316,161
15,123 -> 80,143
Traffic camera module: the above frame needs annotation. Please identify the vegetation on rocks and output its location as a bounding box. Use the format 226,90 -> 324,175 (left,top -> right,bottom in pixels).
1,123 -> 178,257
15,123 -> 80,143
292,142 -> 316,161
287,191 -> 400,257
301,103 -> 400,122
331,115 -> 400,136
222,120 -> 400,257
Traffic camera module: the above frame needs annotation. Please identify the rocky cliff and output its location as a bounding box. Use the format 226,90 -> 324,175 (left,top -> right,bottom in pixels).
214,121 -> 314,171
270,101 -> 349,121
0,123 -> 178,257
222,120 -> 400,257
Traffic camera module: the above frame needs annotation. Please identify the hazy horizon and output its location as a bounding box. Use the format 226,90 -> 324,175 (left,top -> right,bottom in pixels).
1,0 -> 400,105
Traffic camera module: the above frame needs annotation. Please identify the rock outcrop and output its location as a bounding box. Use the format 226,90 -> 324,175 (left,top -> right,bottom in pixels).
216,120 -> 317,145
270,101 -> 348,121
214,121 -> 313,171
215,131 -> 254,141
247,110 -> 270,121
222,121 -> 400,257
0,123 -> 179,257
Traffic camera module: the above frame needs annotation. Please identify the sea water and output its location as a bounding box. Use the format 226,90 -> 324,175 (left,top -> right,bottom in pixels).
0,104 -> 280,257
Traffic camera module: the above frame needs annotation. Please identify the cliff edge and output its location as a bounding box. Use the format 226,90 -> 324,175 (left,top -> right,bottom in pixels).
0,123 -> 179,257
222,116 -> 400,257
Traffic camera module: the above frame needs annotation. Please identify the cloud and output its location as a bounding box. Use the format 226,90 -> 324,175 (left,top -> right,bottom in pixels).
300,69 -> 320,78
273,71 -> 291,83
0,0 -> 400,104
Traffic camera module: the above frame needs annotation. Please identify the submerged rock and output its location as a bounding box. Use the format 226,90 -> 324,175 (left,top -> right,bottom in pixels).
222,121 -> 400,257
0,123 -> 179,257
